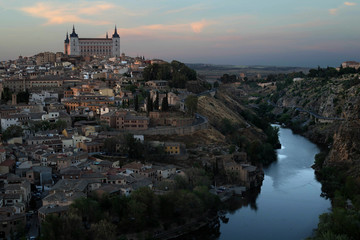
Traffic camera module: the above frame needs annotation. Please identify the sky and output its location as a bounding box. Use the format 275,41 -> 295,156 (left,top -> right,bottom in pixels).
0,0 -> 359,67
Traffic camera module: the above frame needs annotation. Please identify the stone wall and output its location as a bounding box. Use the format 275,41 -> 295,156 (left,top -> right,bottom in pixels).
127,114 -> 209,136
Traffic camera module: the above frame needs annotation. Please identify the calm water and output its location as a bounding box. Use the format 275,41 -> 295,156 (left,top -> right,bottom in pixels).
218,127 -> 331,240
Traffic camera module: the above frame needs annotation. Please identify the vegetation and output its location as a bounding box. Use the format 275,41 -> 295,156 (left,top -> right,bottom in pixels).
1,87 -> 12,102
309,165 -> 360,240
184,95 -> 198,116
1,125 -> 23,141
219,74 -> 237,83
103,134 -> 145,159
40,173 -> 220,239
16,90 -> 30,103
30,120 -> 67,133
143,60 -> 197,88
161,93 -> 169,111
134,95 -> 139,111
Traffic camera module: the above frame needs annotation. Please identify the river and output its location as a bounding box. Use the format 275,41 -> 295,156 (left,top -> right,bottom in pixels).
182,126 -> 331,239
217,126 -> 331,240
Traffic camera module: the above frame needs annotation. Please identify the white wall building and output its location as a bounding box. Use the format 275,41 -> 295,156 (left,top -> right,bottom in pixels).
1,116 -> 20,130
64,25 -> 120,57
42,112 -> 59,121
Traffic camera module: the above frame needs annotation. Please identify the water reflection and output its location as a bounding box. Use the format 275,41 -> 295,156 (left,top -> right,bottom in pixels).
187,127 -> 330,240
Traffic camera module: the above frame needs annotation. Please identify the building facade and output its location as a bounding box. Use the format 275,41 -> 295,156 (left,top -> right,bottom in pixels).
64,25 -> 120,57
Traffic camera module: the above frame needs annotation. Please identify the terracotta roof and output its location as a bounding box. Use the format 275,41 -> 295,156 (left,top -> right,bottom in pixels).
0,159 -> 15,167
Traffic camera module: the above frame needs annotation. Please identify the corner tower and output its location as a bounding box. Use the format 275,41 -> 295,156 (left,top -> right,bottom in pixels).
64,32 -> 70,55
69,25 -> 80,56
112,25 -> 120,58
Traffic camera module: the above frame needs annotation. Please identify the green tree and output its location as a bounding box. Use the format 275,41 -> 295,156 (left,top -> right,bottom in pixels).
103,137 -> 120,154
125,84 -> 137,93
147,95 -> 153,113
154,92 -> 159,110
16,90 -> 30,104
125,134 -> 144,159
40,213 -> 85,240
90,219 -> 117,240
161,93 -> 169,111
1,87 -> 12,102
53,119 -> 67,131
185,95 -> 198,116
71,197 -> 102,223
2,125 -> 23,141
220,74 -> 237,83
134,95 -> 139,111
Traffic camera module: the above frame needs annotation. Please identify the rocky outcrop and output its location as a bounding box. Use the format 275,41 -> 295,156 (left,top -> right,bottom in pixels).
325,120 -> 360,176
275,76 -> 360,178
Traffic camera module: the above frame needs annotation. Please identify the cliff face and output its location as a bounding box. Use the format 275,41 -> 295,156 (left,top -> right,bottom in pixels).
274,76 -> 360,176
277,78 -> 360,119
326,120 -> 360,176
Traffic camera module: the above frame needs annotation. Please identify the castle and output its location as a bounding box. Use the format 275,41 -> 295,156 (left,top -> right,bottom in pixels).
64,25 -> 120,57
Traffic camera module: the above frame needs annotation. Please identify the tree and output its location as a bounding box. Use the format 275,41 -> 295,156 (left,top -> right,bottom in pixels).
90,220 -> 117,240
40,213 -> 85,240
2,125 -> 23,141
185,95 -> 198,116
103,137 -> 120,154
16,90 -> 30,103
146,95 -> 153,113
153,92 -> 159,110
220,74 -> 237,83
213,81 -> 219,88
161,93 -> 169,111
1,87 -> 12,102
134,95 -> 139,111
125,134 -> 144,159
54,119 -> 67,131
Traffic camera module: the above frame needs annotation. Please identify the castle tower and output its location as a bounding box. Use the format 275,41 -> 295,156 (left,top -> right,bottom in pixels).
64,32 -> 69,55
112,25 -> 120,58
69,25 -> 80,56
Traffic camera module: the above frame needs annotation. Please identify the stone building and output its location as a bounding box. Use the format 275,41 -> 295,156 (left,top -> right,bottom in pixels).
64,25 -> 121,57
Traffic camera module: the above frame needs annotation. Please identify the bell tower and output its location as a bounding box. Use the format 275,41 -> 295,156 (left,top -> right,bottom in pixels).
69,25 -> 80,56
64,32 -> 70,55
112,25 -> 120,58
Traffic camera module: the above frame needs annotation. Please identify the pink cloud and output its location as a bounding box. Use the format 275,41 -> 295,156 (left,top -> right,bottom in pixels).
116,19 -> 213,38
21,2 -> 114,25
344,2 -> 357,6
329,8 -> 338,15
190,19 -> 211,33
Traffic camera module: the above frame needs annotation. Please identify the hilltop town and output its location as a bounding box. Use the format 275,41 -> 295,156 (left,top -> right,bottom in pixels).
0,45 -> 269,239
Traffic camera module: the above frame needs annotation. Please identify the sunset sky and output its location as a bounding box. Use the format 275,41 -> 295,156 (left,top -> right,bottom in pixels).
0,0 -> 359,67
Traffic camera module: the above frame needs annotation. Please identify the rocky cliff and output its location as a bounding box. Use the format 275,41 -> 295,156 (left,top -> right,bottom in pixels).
274,75 -> 360,176
326,120 -> 360,176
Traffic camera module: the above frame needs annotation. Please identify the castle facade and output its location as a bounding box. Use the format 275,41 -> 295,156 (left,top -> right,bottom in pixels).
64,25 -> 120,57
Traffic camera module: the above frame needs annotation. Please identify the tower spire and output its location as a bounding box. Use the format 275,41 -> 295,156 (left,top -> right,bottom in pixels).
112,24 -> 120,38
64,31 -> 69,43
70,25 -> 78,38
106,32 -> 108,39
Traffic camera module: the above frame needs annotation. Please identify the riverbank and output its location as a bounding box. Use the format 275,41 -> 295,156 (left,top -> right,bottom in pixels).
218,127 -> 330,240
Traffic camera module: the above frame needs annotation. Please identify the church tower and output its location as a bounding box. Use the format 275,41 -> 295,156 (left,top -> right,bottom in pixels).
112,25 -> 120,58
69,25 -> 80,56
64,32 -> 70,55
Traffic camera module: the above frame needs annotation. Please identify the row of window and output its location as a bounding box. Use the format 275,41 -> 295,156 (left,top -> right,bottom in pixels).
80,49 -> 111,53
79,42 -> 112,45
